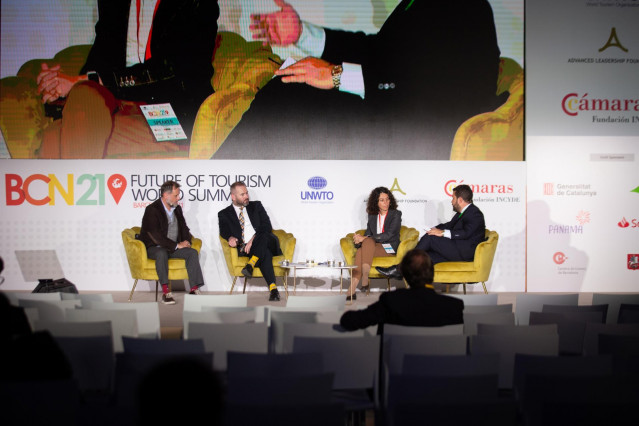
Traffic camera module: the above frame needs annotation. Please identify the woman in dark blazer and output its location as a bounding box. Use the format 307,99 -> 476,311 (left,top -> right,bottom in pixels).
348,187 -> 401,301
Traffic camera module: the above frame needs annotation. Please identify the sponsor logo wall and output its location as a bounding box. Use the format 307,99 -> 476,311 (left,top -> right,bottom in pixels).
526,0 -> 638,292
0,160 -> 526,293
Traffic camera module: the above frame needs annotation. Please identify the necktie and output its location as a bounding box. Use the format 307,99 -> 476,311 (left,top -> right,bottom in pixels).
239,206 -> 245,242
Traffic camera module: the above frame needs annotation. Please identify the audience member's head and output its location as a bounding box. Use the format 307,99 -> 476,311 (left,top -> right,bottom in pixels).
137,357 -> 224,426
399,249 -> 434,288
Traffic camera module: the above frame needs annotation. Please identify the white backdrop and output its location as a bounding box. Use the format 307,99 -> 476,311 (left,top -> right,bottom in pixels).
0,160 -> 526,293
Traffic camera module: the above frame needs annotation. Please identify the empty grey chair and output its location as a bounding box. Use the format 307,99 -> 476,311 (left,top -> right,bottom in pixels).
187,322 -> 268,371
183,293 -> 248,312
227,351 -> 324,378
88,301 -> 161,339
463,303 -> 513,314
582,323 -> 639,356
618,303 -> 639,324
385,334 -> 468,375
227,374 -> 335,405
1,379 -> 81,426
122,336 -> 206,355
285,295 -> 346,311
450,293 -> 498,306
470,329 -> 559,389
542,304 -> 608,324
281,322 -> 367,354
515,293 -> 578,325
598,333 -> 639,356
529,311 -> 604,355
384,323 -> 464,336
270,310 -> 318,353
34,320 -> 112,338
402,353 -> 500,377
592,293 -> 639,324
55,336 -> 114,395
463,312 -> 515,335
17,299 -> 80,322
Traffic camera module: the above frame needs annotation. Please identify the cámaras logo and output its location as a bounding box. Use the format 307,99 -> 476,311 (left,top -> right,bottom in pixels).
561,93 -> 639,117
553,252 -> 568,265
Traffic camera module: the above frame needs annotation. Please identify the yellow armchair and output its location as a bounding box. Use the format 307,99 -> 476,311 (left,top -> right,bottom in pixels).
121,227 -> 202,302
450,58 -> 523,161
340,226 -> 420,293
433,229 -> 499,294
219,229 -> 296,296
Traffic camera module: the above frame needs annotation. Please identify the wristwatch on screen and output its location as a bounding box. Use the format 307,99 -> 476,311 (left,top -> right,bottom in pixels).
87,71 -> 100,83
331,64 -> 343,89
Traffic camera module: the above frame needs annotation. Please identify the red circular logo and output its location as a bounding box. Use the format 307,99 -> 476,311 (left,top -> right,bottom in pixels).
553,252 -> 567,265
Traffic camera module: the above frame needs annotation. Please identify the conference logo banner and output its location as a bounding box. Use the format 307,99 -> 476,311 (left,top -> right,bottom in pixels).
3,171 -> 272,208
443,179 -> 518,203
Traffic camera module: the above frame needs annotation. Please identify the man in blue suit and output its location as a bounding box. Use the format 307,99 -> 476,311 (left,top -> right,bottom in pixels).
376,184 -> 486,279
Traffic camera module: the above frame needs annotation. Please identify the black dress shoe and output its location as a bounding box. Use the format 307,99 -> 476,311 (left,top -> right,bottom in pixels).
376,265 -> 402,279
241,263 -> 254,278
269,288 -> 281,301
346,294 -> 357,302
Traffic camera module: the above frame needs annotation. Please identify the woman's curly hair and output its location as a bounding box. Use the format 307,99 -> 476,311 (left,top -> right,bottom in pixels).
366,186 -> 398,215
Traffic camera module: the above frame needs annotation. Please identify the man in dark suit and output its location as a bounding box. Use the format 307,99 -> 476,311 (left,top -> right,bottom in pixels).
213,0 -> 504,160
218,182 -> 283,301
139,180 -> 204,304
376,184 -> 486,279
36,0 -> 219,158
340,249 -> 464,331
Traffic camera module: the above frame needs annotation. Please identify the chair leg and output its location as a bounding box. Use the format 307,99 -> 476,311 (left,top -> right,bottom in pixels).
128,279 -> 139,302
446,284 -> 450,293
386,278 -> 390,291
155,281 -> 159,301
229,277 -> 237,294
463,283 -> 467,294
482,282 -> 488,294
242,277 -> 248,294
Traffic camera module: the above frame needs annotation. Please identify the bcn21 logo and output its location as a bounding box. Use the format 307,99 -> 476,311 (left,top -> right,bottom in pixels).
5,173 -> 127,206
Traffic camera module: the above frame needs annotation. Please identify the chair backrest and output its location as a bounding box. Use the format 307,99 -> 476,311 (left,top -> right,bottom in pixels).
121,226 -> 146,278
384,323 -> 464,336
227,351 -> 324,379
464,304 -> 513,314
183,308 -> 258,338
281,322 -> 367,354
77,293 -> 114,304
402,353 -> 500,377
65,308 -> 138,352
18,299 -> 80,321
5,292 -> 62,305
450,293 -> 499,306
34,320 -> 113,338
54,335 -> 114,393
529,311 -> 603,355
385,334 -> 468,375
476,323 -> 558,336
463,312 -> 516,335
292,335 -> 381,390
271,310 -> 318,353
618,303 -> 639,324
472,229 -> 499,281
183,293 -> 248,312
514,293 -> 579,325
226,374 -> 335,405
122,336 -> 206,354
469,332 -> 559,389
513,353 -> 613,403
88,301 -> 160,339
591,293 -> 639,324
542,303 -> 608,324
285,295 -> 346,311
187,322 -> 268,371
598,334 -> 639,357
582,323 -> 639,356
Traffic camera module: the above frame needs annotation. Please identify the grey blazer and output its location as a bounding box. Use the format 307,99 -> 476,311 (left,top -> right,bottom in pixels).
361,209 -> 402,252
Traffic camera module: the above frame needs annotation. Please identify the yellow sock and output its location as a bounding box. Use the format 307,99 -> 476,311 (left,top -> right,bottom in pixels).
248,256 -> 259,266
269,283 -> 277,291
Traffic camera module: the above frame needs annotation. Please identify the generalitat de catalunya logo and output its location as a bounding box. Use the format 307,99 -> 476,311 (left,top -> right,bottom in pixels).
553,252 -> 568,265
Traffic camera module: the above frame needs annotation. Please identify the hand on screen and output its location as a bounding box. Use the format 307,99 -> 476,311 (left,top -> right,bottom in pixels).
36,63 -> 77,103
275,57 -> 335,90
250,0 -> 302,46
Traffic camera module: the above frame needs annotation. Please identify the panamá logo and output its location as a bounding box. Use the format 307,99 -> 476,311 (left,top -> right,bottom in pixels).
553,252 -> 568,265
576,211 -> 590,225
5,173 -> 128,206
628,254 -> 639,271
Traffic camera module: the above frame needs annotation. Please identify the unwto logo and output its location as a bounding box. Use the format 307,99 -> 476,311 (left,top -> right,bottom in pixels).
301,176 -> 333,202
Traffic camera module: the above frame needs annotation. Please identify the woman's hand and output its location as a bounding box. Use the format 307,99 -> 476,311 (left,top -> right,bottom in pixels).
353,234 -> 366,245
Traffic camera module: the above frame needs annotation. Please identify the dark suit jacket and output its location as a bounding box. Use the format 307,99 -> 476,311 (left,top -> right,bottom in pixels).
139,198 -> 192,252
436,203 -> 486,261
80,0 -> 219,137
321,0 -> 504,157
218,201 -> 282,255
340,287 -> 464,331
362,209 -> 402,253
